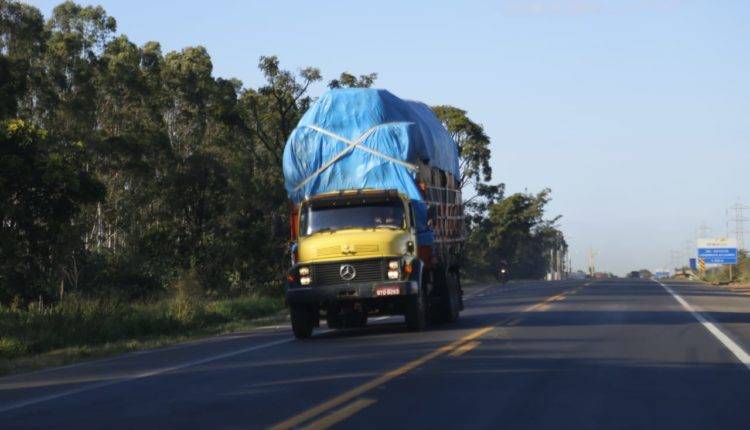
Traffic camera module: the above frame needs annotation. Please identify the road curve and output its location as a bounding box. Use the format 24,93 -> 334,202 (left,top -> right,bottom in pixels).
3,278 -> 750,429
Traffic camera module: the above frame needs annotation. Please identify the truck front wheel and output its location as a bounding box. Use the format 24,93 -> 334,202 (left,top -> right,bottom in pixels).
405,291 -> 427,331
290,304 -> 316,339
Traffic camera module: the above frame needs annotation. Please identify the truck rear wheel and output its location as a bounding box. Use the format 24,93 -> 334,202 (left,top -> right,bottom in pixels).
290,305 -> 316,339
431,269 -> 460,323
441,271 -> 461,323
405,291 -> 427,331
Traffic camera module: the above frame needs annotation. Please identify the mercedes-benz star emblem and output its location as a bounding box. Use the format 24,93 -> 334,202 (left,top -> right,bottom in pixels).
339,264 -> 356,281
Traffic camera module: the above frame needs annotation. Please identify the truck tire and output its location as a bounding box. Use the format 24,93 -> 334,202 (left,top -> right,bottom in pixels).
442,271 -> 461,323
354,311 -> 368,327
291,305 -> 316,339
431,269 -> 460,323
405,290 -> 427,331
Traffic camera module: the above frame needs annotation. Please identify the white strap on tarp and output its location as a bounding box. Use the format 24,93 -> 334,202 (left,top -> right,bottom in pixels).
293,123 -> 418,192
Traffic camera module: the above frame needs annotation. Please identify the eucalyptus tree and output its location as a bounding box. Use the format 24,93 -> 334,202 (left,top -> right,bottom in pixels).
0,0 -> 46,120
431,105 -> 492,191
0,119 -> 104,302
328,72 -> 378,89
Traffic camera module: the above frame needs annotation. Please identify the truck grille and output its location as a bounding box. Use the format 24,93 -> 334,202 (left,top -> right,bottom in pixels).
311,258 -> 387,287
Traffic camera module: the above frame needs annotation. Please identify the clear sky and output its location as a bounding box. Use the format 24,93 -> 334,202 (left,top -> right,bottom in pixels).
28,0 -> 750,274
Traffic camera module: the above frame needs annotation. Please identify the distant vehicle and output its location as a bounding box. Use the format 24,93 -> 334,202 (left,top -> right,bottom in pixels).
497,261 -> 509,285
628,271 -> 641,279
569,271 -> 587,280
283,89 -> 464,339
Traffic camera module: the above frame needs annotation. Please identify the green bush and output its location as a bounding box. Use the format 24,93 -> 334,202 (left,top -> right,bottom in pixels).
0,286 -> 283,363
701,252 -> 750,284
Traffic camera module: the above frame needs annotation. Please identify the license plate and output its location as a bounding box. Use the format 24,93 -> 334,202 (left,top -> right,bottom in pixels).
375,287 -> 400,296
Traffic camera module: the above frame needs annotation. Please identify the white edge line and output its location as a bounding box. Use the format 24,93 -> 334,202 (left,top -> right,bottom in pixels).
3,324 -> 291,380
656,280 -> 750,371
0,333 -> 331,415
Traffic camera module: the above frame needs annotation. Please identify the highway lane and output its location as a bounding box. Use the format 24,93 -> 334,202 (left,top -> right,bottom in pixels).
2,278 -> 750,429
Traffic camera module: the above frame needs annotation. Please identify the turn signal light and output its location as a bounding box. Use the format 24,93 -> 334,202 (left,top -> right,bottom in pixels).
403,263 -> 412,275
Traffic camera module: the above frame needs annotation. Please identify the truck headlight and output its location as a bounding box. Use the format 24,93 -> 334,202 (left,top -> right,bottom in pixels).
299,266 -> 310,276
388,260 -> 399,270
387,270 -> 400,280
300,276 -> 311,286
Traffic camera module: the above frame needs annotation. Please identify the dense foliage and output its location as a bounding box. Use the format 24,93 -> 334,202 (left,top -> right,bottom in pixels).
702,251 -> 750,284
431,107 -> 567,280
462,186 -> 567,280
1,1 -> 565,307
0,0 -> 326,303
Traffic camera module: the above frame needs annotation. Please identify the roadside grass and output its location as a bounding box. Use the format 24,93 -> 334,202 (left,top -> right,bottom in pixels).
0,293 -> 286,376
701,254 -> 750,285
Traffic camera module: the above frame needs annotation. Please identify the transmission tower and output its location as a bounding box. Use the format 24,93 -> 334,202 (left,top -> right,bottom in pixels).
728,200 -> 749,251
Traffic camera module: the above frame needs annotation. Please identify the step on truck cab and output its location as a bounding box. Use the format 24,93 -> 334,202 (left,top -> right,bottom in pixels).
281,89 -> 464,338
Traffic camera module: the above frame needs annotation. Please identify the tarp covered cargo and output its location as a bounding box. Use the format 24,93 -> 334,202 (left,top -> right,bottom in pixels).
282,88 -> 460,205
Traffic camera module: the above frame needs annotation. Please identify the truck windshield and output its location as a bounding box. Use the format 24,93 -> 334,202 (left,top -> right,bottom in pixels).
300,201 -> 406,236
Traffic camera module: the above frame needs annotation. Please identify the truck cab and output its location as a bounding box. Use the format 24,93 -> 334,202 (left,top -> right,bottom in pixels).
285,189 -> 437,338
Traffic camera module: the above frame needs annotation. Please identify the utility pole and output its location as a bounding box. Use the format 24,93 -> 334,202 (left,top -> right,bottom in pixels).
568,253 -> 572,277
588,248 -> 596,277
728,200 -> 749,251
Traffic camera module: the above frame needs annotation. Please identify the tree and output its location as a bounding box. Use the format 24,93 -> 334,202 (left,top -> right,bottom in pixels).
240,55 -> 321,164
431,105 -> 491,190
0,0 -> 46,120
40,1 -> 116,140
328,72 -> 378,89
465,188 -> 566,279
0,119 -> 104,302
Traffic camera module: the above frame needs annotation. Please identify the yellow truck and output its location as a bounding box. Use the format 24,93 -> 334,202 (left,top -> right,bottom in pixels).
282,89 -> 464,338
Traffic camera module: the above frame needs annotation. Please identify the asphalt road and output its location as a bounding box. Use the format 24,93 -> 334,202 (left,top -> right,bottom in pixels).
3,278 -> 750,429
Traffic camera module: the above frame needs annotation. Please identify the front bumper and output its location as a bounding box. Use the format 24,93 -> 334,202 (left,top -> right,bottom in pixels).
286,280 -> 419,304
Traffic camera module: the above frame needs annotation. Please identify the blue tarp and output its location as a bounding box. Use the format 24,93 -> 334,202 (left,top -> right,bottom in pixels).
282,89 -> 460,205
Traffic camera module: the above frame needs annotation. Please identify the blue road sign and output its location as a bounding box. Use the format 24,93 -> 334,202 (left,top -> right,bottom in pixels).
689,258 -> 697,270
697,247 -> 738,264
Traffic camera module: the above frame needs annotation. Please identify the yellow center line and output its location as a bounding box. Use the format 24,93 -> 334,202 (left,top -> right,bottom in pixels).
449,340 -> 481,357
505,318 -> 521,326
303,398 -> 377,430
270,287 -> 574,430
269,325 -> 493,430
522,291 -> 567,313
